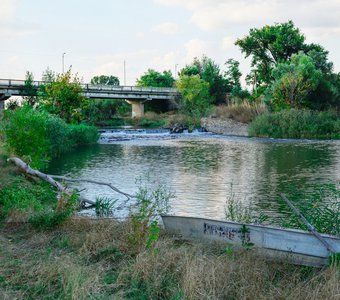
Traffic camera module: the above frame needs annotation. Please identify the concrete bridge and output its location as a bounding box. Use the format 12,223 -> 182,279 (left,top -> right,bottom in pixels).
0,79 -> 180,118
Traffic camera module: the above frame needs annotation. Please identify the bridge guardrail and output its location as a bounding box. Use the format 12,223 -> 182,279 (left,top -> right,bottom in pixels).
0,79 -> 179,94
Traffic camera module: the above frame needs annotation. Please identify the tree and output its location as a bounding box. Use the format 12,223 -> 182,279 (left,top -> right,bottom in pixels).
23,71 -> 37,106
176,75 -> 211,117
40,70 -> 89,123
90,75 -> 120,86
42,67 -> 56,83
267,53 -> 322,110
236,21 -> 306,86
224,59 -> 250,100
179,56 -> 229,104
136,69 -> 175,87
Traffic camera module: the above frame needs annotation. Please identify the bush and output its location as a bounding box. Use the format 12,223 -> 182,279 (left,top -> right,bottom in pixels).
1,106 -> 99,168
67,124 -> 99,146
248,109 -> 340,139
0,179 -> 56,220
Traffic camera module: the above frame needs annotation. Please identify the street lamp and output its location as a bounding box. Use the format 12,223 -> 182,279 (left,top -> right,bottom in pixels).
175,64 -> 179,79
62,52 -> 66,73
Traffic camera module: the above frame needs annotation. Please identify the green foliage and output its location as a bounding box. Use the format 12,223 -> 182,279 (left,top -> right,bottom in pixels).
267,53 -> 322,110
176,75 -> 212,117
248,109 -> 340,139
95,197 -> 117,217
2,106 -> 51,168
237,21 -> 339,110
180,55 -> 229,104
136,69 -> 175,87
0,179 -> 56,220
1,106 -> 99,168
129,179 -> 174,249
236,20 -> 306,86
29,209 -> 72,230
83,99 -> 131,125
67,124 -> 99,146
278,184 -> 339,236
23,71 -> 37,106
39,70 -> 89,123
90,75 -> 120,86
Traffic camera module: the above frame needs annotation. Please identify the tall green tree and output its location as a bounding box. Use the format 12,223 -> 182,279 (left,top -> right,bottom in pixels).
267,53 -> 322,110
179,56 -> 229,104
136,69 -> 175,87
40,70 -> 89,123
236,21 -> 306,86
176,75 -> 211,117
23,71 -> 37,106
91,75 -> 120,86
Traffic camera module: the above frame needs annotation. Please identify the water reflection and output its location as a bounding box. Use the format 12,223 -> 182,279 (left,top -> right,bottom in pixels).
48,136 -> 340,220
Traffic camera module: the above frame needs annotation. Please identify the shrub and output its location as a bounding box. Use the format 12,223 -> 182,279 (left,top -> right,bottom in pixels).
0,179 -> 56,220
1,106 -> 51,168
67,124 -> 99,146
248,109 -> 340,139
1,106 -> 99,168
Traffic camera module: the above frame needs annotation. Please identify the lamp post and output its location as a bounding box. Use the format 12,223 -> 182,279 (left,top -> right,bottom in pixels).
175,64 -> 179,79
62,52 -> 66,73
124,60 -> 126,85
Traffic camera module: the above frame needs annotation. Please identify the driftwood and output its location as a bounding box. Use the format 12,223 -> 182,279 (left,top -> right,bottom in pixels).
280,193 -> 336,253
7,157 -> 135,207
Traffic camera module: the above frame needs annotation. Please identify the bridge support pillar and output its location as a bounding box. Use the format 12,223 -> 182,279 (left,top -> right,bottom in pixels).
0,100 -> 4,113
125,100 -> 144,118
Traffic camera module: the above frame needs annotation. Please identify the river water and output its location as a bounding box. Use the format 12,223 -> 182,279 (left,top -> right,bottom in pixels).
48,130 -> 340,220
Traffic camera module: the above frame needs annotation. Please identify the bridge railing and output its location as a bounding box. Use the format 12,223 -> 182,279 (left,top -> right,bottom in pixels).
0,79 -> 178,94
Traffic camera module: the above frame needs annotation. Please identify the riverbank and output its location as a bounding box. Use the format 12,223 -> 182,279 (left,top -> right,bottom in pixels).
1,219 -> 339,299
201,117 -> 248,136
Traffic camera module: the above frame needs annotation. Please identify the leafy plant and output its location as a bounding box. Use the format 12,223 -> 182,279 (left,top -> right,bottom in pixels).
95,197 -> 117,217
39,70 -> 89,123
128,179 -> 174,249
176,75 -> 212,118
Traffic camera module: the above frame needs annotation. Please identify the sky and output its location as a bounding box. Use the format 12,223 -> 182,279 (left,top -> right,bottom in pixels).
1,0 -> 340,86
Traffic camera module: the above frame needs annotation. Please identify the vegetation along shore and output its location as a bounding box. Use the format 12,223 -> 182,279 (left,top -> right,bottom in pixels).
0,20 -> 339,299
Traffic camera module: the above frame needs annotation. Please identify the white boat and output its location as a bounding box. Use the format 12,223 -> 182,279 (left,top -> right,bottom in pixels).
161,215 -> 340,267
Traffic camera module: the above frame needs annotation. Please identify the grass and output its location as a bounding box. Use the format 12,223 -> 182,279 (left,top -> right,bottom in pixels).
0,219 -> 339,299
212,101 -> 267,123
249,109 -> 340,139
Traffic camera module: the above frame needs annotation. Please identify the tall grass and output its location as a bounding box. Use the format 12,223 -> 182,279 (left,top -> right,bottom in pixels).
0,219 -> 338,299
249,109 -> 340,139
212,101 -> 267,123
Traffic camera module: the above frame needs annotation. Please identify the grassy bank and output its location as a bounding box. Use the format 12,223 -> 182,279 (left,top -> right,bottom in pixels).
249,109 -> 340,139
1,219 -> 339,300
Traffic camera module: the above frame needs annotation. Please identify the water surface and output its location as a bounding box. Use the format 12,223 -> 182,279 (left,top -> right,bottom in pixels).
48,131 -> 340,220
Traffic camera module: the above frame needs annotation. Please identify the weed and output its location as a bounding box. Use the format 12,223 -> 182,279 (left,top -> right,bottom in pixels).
95,196 -> 117,217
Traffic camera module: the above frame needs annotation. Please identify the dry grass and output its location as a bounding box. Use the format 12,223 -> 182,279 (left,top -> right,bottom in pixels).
212,101 -> 267,123
1,219 -> 338,299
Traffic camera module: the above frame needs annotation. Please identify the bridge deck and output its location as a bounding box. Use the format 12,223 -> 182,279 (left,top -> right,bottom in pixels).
0,79 -> 178,100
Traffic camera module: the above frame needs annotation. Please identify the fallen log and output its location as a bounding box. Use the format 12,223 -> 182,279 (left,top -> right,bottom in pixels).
7,157 -> 135,207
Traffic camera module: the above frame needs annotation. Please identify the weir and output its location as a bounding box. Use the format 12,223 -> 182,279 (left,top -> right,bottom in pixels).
0,79 -> 180,118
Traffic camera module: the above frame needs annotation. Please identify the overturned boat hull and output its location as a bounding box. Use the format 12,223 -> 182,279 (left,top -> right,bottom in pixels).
161,215 -> 340,267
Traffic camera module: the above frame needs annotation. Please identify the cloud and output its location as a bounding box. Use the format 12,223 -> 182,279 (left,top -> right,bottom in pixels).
0,21 -> 41,38
184,38 -> 209,61
152,22 -> 179,35
0,0 -> 18,20
154,0 -> 340,35
221,36 -> 235,50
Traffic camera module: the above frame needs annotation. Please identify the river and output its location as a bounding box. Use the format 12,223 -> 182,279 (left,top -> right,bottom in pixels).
48,130 -> 340,220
